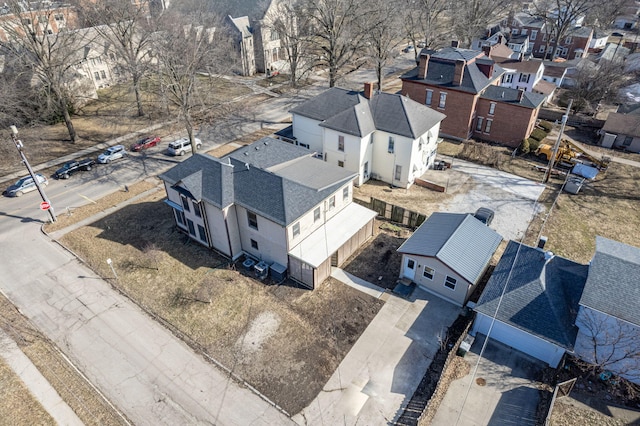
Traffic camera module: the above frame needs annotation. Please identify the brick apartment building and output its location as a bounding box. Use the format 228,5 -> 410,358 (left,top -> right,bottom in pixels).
0,2 -> 77,42
401,47 -> 546,147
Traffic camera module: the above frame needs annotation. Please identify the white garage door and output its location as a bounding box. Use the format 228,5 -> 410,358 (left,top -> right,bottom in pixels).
472,314 -> 565,367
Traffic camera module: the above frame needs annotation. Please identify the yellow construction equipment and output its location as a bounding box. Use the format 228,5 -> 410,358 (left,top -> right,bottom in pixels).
535,139 -> 611,171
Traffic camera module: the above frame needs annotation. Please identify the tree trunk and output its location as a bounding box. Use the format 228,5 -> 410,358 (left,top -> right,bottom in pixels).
61,101 -> 76,143
376,62 -> 383,92
133,73 -> 145,117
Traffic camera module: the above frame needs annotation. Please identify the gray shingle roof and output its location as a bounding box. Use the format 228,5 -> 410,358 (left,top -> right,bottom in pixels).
160,138 -> 356,226
397,212 -> 502,284
579,237 -> 640,326
474,241 -> 589,349
481,85 -> 546,109
293,88 -> 446,139
401,47 -> 505,94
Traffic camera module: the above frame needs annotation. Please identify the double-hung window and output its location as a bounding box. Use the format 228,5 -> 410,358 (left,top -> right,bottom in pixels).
388,136 -> 395,153
438,92 -> 447,109
338,135 -> 344,151
247,211 -> 258,229
425,90 -> 433,105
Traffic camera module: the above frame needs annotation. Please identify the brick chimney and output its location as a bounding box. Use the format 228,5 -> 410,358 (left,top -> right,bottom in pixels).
363,82 -> 374,99
418,54 -> 430,79
482,45 -> 491,58
453,60 -> 465,86
451,40 -> 459,48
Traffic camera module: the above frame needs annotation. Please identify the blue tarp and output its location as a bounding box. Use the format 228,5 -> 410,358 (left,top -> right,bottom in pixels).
572,163 -> 599,180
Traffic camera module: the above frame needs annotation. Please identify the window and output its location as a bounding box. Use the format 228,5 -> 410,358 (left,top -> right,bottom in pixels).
407,259 -> 415,269
175,210 -> 185,225
565,36 -> 572,44
388,136 -> 395,153
539,45 -> 546,53
423,266 -> 434,280
476,117 -> 484,131
197,224 -> 207,242
193,202 -> 202,218
488,102 -> 496,115
338,160 -> 344,167
247,211 -> 258,229
251,239 -> 259,250
343,186 -> 349,200
187,219 -> 196,236
329,196 -> 335,210
181,195 -> 190,212
425,89 -> 433,105
623,136 -> 633,146
100,70 -> 106,79
270,30 -> 279,41
314,207 -> 321,222
394,165 -> 402,181
363,161 -> 369,177
503,74 -> 513,84
338,135 -> 344,151
519,73 -> 530,83
438,92 -> 447,109
485,119 -> 493,133
511,28 -> 519,35
293,222 -> 300,237
531,30 -> 537,40
94,72 -> 100,80
55,14 -> 64,21
445,276 -> 457,290
521,29 -> 528,35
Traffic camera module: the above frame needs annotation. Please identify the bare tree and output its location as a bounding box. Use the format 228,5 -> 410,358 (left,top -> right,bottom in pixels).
153,11 -> 233,152
0,0 -> 90,142
78,0 -> 158,116
364,0 -> 404,91
303,0 -> 370,87
575,308 -> 640,381
585,0 -> 628,31
529,0 -> 595,60
402,0 -> 450,57
449,0 -> 511,48
566,59 -> 629,114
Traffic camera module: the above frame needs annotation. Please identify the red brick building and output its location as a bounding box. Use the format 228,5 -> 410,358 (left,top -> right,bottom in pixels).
0,2 -> 77,42
401,47 -> 546,147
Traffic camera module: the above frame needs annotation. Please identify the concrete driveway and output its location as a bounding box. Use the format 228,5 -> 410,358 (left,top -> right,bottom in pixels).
432,335 -> 546,426
423,157 -> 546,241
293,285 -> 460,425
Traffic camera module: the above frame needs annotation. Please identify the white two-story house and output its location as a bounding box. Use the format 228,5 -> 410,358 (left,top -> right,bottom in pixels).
159,137 -> 377,289
285,83 -> 446,188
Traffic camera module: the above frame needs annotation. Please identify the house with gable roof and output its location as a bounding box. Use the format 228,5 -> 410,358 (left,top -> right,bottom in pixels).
397,212 -> 502,307
573,237 -> 640,382
401,47 -> 546,147
285,83 -> 446,188
600,113 -> 640,153
158,137 -> 377,289
472,241 -> 589,367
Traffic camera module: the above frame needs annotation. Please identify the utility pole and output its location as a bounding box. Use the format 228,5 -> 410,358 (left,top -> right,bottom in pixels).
9,126 -> 56,223
543,99 -> 572,184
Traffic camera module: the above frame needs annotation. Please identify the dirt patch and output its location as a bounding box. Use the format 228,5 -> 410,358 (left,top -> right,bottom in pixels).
56,192 -> 384,415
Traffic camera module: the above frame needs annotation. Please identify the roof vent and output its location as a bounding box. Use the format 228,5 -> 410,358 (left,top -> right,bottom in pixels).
264,141 -> 269,146
544,251 -> 554,261
254,146 -> 259,150
244,152 -> 249,156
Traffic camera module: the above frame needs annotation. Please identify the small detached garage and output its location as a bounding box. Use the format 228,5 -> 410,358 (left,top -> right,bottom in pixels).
472,241 -> 589,368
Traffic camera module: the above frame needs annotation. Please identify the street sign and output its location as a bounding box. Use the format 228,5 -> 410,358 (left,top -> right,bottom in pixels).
40,201 -> 51,211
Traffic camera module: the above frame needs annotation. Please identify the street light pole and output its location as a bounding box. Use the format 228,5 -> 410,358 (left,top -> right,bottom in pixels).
543,99 -> 573,184
9,126 -> 56,223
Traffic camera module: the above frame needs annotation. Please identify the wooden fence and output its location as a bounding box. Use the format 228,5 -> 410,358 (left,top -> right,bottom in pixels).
353,196 -> 427,228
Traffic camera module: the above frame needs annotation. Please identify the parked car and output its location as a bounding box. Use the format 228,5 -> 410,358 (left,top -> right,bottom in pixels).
403,45 -> 415,53
130,136 -> 161,152
167,137 -> 202,156
53,159 -> 96,179
611,32 -> 624,37
417,41 -> 426,48
97,145 -> 127,164
473,207 -> 495,226
4,174 -> 48,197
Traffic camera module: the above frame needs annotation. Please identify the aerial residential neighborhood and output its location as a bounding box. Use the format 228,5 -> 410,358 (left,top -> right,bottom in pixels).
0,0 -> 640,425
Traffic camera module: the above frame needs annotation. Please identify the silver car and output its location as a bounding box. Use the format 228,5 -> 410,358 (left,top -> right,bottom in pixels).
167,137 -> 202,156
97,145 -> 127,164
4,174 -> 48,197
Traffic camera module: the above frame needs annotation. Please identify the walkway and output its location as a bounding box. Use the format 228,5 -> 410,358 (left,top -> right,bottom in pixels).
0,328 -> 84,425
331,267 -> 385,299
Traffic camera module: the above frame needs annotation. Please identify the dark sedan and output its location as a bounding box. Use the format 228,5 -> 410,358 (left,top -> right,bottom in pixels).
130,136 -> 161,152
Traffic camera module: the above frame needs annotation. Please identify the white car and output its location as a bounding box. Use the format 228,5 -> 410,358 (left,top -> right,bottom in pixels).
4,174 -> 48,197
167,137 -> 203,156
97,145 -> 127,164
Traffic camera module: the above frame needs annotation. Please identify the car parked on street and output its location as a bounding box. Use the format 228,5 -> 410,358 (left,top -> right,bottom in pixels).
97,145 -> 127,164
167,137 -> 202,156
53,159 -> 96,179
473,207 -> 495,226
4,174 -> 48,197
403,45 -> 415,53
130,136 -> 161,152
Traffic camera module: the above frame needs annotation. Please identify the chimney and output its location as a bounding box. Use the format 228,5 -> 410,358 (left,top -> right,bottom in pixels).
451,40 -> 459,48
517,89 -> 524,102
498,34 -> 503,45
537,236 -> 548,250
363,82 -> 374,99
418,54 -> 430,79
453,60 -> 465,85
482,45 -> 491,58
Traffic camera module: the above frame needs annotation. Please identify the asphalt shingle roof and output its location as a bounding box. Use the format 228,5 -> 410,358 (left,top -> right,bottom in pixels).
289,87 -> 363,122
481,85 -> 546,108
160,138 -> 356,226
474,241 -> 589,349
579,237 -> 640,326
397,212 -> 502,284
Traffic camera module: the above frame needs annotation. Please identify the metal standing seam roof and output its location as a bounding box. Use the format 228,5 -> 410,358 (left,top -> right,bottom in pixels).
579,237 -> 640,327
474,241 -> 589,349
397,212 -> 502,284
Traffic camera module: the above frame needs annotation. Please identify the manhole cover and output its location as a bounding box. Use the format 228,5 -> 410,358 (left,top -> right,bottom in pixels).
476,377 -> 486,386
